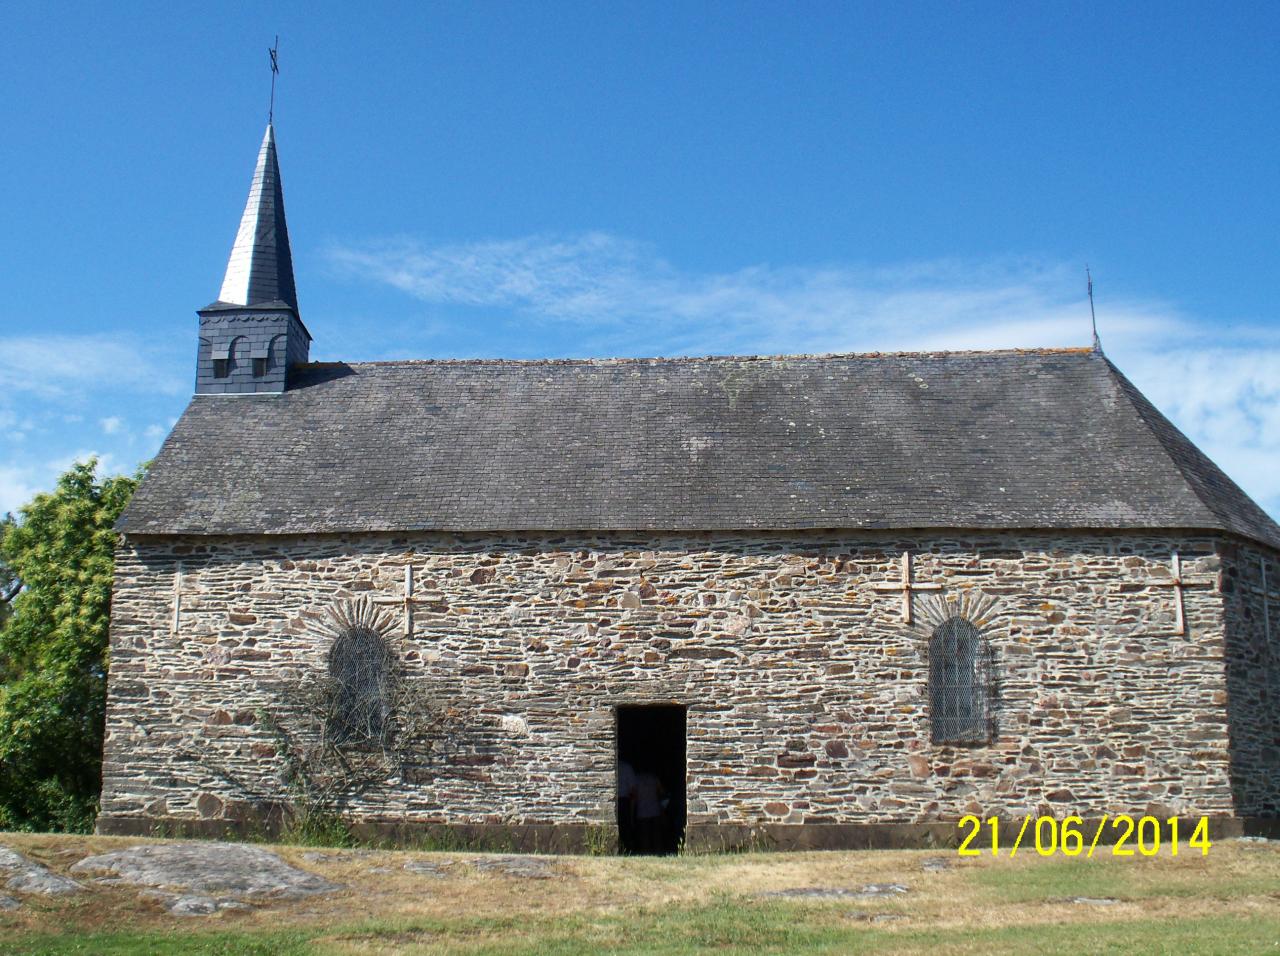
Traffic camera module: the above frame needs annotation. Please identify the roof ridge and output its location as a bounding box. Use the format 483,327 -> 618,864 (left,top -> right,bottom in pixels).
298,346 -> 1096,370
1100,357 -> 1280,549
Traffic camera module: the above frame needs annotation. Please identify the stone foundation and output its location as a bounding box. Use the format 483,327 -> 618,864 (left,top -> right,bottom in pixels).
99,529 -> 1278,843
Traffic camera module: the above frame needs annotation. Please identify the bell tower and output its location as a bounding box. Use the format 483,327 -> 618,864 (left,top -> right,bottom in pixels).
196,124 -> 310,394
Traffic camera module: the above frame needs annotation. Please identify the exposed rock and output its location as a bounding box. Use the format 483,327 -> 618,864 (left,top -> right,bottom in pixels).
300,849 -> 373,863
0,894 -> 20,910
467,855 -> 556,879
140,887 -> 250,916
921,857 -> 951,872
848,912 -> 905,923
403,860 -> 451,878
1068,896 -> 1119,905
760,887 -> 863,900
0,846 -> 84,896
855,883 -> 909,899
70,842 -> 340,900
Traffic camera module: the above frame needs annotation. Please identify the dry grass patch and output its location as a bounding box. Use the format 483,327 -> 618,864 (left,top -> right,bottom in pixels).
0,833 -> 1277,953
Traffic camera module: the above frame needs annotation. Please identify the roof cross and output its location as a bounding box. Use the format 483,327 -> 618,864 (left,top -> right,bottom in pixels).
371,565 -> 437,637
873,550 -> 943,625
1136,552 -> 1216,636
268,36 -> 279,124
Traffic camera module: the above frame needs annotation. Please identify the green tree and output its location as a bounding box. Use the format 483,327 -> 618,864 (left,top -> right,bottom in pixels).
0,459 -> 141,832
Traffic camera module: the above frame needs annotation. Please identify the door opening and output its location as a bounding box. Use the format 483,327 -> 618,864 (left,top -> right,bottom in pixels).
616,704 -> 686,855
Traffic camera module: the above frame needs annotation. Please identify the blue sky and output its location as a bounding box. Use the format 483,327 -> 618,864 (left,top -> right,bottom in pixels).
2,1 -> 1278,518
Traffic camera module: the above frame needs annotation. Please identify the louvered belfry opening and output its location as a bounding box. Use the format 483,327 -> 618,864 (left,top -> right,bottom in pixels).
928,616 -> 993,744
327,624 -> 394,745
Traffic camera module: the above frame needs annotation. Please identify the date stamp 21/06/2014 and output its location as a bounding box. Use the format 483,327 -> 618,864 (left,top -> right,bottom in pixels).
957,815 -> 1213,858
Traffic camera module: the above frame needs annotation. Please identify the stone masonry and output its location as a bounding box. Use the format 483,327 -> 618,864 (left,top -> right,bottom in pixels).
97,528 -> 1279,844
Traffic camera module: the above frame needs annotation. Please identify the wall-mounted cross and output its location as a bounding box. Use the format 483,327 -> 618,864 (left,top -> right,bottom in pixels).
873,550 -> 943,624
371,565 -> 435,636
170,561 -> 183,636
1241,556 -> 1279,645
1137,552 -> 1216,636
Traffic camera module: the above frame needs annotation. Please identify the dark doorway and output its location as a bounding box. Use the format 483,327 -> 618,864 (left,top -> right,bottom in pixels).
616,705 -> 686,855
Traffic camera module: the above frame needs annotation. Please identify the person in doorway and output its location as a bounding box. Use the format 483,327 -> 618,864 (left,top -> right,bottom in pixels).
632,769 -> 667,853
618,758 -> 637,834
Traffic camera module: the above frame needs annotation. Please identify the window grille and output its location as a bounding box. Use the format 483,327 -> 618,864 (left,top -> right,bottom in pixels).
327,624 -> 393,745
928,616 -> 993,744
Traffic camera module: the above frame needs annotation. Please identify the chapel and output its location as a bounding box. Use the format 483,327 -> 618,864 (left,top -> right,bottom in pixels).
98,123 -> 1280,852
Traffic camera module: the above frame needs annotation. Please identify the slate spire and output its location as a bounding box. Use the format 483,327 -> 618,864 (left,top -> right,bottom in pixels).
196,123 -> 309,395
217,123 -> 298,310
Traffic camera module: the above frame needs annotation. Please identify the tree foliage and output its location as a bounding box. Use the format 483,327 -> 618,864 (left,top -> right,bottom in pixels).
0,459 -> 141,832
0,514 -> 16,628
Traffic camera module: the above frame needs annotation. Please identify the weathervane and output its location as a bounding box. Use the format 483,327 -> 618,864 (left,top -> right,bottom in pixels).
268,36 -> 280,124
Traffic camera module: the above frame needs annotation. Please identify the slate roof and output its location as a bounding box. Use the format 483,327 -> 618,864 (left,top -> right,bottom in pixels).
118,348 -> 1280,548
214,124 -> 298,311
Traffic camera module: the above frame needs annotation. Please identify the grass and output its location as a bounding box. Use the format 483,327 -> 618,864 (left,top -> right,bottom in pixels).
0,833 -> 1277,954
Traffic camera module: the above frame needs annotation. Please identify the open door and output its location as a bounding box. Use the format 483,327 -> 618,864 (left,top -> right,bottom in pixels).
616,704 -> 686,855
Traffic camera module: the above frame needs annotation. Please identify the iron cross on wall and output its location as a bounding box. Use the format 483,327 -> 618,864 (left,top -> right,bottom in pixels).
372,565 -> 434,636
873,550 -> 943,624
1135,552 -> 1216,636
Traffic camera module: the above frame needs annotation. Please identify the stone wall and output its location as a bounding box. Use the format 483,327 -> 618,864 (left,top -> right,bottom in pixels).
99,529 -> 1256,841
1220,539 -> 1280,816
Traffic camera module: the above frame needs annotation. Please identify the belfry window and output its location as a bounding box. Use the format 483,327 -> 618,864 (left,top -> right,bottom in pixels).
928,616 -> 992,744
211,344 -> 231,378
327,624 -> 393,745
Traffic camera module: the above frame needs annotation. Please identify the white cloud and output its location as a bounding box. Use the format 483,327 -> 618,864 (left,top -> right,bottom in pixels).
100,416 -> 123,435
0,452 -> 131,517
0,466 -> 38,518
328,235 -> 1181,356
0,334 -> 186,400
144,423 -> 167,441
331,233 -> 1280,518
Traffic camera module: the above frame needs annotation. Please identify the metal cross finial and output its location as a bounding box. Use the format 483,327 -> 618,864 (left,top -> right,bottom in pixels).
873,550 -> 944,624
268,36 -> 280,124
1087,265 -> 1101,352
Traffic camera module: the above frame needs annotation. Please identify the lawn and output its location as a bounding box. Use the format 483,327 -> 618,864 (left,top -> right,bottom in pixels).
0,833 -> 1277,954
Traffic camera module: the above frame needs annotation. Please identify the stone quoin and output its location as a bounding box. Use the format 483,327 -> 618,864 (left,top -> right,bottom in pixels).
97,123 -> 1280,851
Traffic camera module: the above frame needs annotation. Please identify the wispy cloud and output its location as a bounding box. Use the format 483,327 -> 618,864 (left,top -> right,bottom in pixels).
328,234 -> 1184,356
0,334 -> 185,400
330,233 -> 1280,518
0,331 -> 187,514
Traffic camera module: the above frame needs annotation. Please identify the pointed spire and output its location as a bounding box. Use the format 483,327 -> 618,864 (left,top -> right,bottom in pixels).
217,124 -> 298,310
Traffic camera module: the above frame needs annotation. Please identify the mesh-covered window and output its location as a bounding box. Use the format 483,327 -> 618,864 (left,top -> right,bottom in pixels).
327,625 -> 393,745
928,616 -> 992,744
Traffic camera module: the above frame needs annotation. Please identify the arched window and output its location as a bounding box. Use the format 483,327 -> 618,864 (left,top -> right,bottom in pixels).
928,616 -> 992,744
327,624 -> 393,745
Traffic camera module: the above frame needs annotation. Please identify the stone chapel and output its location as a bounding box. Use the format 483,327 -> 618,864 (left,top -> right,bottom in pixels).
98,123 -> 1280,851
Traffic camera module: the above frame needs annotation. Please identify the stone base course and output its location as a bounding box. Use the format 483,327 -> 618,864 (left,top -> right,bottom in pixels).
93,814 -> 1280,853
